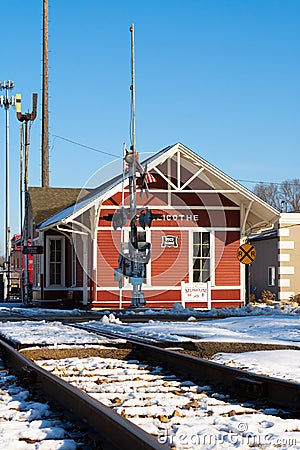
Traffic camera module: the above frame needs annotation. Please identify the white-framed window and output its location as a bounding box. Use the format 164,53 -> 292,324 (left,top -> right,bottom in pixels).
46,236 -> 65,287
268,266 -> 276,286
192,231 -> 211,282
71,245 -> 76,287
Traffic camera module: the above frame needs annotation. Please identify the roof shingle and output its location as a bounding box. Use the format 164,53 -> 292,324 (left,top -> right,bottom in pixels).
28,187 -> 91,225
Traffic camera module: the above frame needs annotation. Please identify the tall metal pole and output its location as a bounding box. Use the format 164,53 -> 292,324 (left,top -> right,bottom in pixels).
114,25 -> 152,307
23,122 -> 30,303
130,24 -> 137,249
42,0 -> 49,187
19,124 -> 23,302
5,89 -> 11,301
128,24 -> 146,307
16,93 -> 38,304
0,81 -> 15,301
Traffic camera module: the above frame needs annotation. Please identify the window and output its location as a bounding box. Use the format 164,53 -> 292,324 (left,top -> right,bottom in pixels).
268,266 -> 276,286
71,246 -> 76,287
192,231 -> 210,282
46,237 -> 65,287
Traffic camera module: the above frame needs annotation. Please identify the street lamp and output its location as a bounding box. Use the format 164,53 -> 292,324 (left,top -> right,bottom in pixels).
0,80 -> 15,301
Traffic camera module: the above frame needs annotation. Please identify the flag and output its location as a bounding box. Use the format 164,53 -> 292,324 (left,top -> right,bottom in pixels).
136,161 -> 157,184
124,153 -> 157,183
144,171 -> 157,183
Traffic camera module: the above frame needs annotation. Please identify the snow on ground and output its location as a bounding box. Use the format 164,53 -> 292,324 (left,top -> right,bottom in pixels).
80,313 -> 300,382
0,320 -> 125,346
211,350 -> 300,383
0,304 -> 299,382
0,303 -> 298,447
0,356 -> 79,449
80,314 -> 300,347
36,355 -> 300,450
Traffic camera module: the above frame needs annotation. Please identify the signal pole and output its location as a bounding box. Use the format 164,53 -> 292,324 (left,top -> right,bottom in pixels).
128,24 -> 144,307
114,25 -> 155,307
16,93 -> 38,303
0,81 -> 15,301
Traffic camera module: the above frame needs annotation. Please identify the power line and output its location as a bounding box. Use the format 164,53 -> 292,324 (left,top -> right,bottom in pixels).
51,135 -> 299,187
236,179 -> 283,186
51,134 -> 120,158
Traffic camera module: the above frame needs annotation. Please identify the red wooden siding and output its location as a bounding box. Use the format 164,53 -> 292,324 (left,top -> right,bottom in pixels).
211,289 -> 241,300
151,230 -> 189,286
211,301 -> 242,308
214,231 -> 240,286
97,230 -> 120,286
95,289 -> 183,308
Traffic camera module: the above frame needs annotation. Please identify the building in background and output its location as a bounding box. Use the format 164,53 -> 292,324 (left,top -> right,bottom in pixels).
250,213 -> 300,302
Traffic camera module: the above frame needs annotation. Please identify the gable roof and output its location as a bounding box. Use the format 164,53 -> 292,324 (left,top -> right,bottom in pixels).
37,143 -> 280,233
28,187 -> 91,225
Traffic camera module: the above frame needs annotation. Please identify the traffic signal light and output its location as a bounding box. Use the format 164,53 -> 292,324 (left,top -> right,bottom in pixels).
138,209 -> 163,229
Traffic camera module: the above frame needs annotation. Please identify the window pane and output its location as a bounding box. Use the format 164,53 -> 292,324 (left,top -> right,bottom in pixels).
193,271 -> 200,282
268,266 -> 275,286
202,246 -> 210,258
193,232 -> 200,245
50,264 -> 55,285
193,259 -> 200,270
202,269 -> 210,282
202,232 -> 210,245
193,246 -> 201,257
56,269 -> 61,285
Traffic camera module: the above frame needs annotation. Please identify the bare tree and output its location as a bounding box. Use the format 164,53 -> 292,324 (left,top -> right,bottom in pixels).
280,179 -> 300,212
253,182 -> 281,210
253,178 -> 300,212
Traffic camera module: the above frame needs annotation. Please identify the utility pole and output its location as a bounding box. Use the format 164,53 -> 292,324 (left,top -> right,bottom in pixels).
16,93 -> 38,303
42,0 -> 49,187
0,80 -> 15,301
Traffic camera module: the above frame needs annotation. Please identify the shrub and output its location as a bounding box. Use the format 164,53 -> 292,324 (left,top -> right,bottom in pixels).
289,293 -> 300,305
260,289 -> 276,303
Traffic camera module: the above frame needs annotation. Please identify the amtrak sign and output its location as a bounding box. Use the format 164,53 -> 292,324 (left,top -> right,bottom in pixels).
161,235 -> 178,248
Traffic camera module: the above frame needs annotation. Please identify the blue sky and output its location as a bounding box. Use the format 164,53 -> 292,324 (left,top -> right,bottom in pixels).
1,0 -> 300,252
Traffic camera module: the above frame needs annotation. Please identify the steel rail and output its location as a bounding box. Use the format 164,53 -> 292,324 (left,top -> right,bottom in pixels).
70,326 -> 300,412
131,340 -> 300,412
0,338 -> 168,450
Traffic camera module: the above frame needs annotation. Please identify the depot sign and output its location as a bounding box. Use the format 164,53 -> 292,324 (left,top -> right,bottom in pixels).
181,282 -> 211,308
157,214 -> 199,222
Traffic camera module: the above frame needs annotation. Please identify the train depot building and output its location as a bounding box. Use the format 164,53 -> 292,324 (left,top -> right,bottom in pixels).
26,143 -> 280,309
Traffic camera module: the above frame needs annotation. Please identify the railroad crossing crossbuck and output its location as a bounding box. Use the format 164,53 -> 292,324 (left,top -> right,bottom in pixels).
237,243 -> 256,264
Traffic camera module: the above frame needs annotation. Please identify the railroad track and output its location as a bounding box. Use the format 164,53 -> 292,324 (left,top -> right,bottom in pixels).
0,316 -> 299,448
68,322 -> 300,412
22,337 -> 300,449
0,308 -> 218,323
1,338 -> 167,450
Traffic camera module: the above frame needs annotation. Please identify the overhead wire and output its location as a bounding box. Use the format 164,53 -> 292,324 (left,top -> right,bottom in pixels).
51,134 -> 120,159
236,179 -> 283,186
51,134 -> 300,187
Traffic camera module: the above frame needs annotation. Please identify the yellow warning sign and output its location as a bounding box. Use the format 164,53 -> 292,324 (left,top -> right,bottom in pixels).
237,243 -> 256,265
